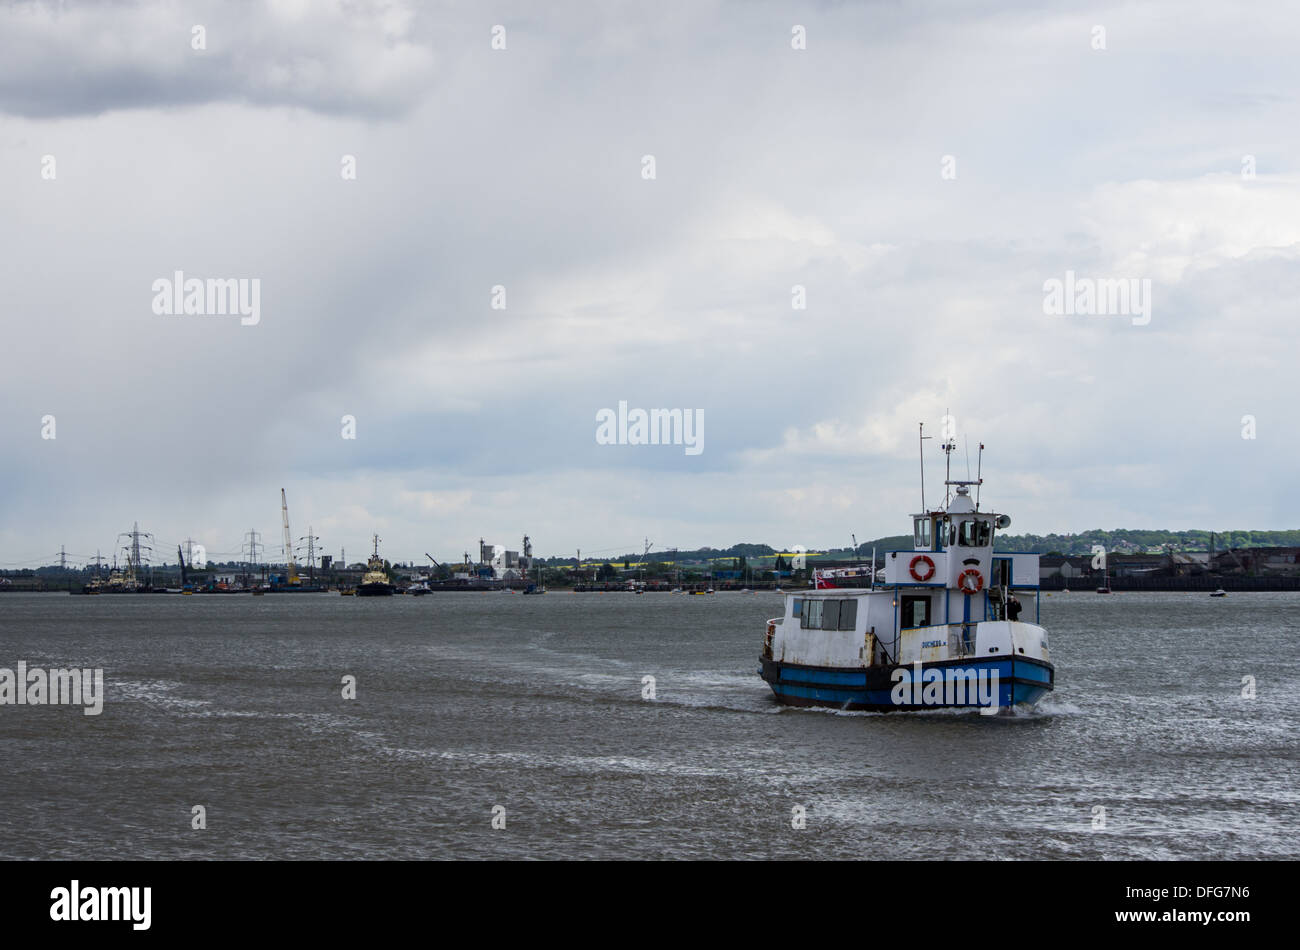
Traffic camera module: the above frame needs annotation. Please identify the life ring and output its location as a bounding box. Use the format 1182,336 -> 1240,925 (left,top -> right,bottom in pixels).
909,554 -> 936,582
958,568 -> 984,595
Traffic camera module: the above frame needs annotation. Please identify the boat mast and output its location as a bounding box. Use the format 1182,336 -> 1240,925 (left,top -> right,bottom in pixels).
918,422 -> 931,512
943,438 -> 953,506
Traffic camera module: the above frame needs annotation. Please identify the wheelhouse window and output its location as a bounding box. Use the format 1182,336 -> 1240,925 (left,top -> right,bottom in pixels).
791,598 -> 803,617
914,518 -> 931,550
958,519 -> 992,547
839,598 -> 858,631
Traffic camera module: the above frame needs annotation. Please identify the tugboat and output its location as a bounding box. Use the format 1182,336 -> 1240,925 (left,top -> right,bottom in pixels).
356,535 -> 394,597
759,432 -> 1053,713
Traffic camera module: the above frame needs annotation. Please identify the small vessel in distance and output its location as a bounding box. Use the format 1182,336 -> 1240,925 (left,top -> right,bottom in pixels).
759,433 -> 1054,713
356,535 -> 395,597
1210,588 -> 1227,597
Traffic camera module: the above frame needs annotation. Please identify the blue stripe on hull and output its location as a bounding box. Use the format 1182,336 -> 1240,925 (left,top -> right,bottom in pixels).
762,656 -> 1053,712
778,667 -> 868,687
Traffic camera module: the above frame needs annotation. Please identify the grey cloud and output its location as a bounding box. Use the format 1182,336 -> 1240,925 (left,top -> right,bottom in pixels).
2,0 -> 1299,563
0,0 -> 436,118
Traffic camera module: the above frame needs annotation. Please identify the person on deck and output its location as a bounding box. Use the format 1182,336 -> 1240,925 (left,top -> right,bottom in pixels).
1007,594 -> 1022,622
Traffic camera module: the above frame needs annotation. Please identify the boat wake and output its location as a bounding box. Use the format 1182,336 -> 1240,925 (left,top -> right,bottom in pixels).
112,679 -> 210,711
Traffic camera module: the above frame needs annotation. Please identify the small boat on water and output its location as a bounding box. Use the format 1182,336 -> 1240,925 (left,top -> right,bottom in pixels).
1096,563 -> 1112,594
522,562 -> 546,594
759,433 -> 1053,713
1210,588 -> 1227,597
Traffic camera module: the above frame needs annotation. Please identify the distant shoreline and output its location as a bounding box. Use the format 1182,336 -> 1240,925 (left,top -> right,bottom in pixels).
1042,576 -> 1300,593
4,578 -> 1300,594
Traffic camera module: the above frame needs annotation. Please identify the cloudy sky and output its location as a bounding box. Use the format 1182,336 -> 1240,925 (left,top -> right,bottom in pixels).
2,0 -> 1298,568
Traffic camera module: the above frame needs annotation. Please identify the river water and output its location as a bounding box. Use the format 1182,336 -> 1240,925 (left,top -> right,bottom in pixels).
1,590 -> 1295,859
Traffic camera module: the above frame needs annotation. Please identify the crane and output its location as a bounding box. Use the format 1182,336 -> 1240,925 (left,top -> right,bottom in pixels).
281,488 -> 299,585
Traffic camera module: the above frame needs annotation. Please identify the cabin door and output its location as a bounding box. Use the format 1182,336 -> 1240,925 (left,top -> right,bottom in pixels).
901,595 -> 931,629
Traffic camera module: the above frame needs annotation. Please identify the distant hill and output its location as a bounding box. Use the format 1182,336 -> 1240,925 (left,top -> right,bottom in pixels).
551,530 -> 1300,567
856,529 -> 1300,557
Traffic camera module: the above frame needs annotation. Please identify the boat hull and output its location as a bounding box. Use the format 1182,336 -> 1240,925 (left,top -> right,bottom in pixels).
356,583 -> 394,597
759,655 -> 1054,712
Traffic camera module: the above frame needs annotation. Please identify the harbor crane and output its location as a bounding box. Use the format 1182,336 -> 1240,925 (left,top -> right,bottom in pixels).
280,488 -> 299,585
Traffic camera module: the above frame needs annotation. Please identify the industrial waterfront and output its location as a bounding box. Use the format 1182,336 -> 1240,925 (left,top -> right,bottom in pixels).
4,488 -> 1298,595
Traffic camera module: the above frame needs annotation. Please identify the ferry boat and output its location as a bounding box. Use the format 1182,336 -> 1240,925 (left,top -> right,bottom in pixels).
759,435 -> 1053,714
356,535 -> 394,597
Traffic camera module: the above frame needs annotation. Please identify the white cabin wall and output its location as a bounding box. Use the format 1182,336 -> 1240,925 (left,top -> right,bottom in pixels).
883,550 -> 948,585
778,623 -> 870,667
774,594 -> 877,668
1010,554 -> 1038,587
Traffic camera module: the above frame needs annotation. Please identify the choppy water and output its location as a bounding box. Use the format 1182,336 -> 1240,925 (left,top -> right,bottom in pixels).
0,590 -> 1296,859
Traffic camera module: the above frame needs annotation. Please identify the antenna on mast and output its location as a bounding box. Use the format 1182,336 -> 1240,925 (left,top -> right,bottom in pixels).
942,438 -> 956,506
918,422 -> 933,511
976,443 -> 984,509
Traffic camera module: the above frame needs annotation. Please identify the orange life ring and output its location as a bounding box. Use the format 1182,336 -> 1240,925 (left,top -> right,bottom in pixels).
958,568 -> 984,595
909,554 -> 936,582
